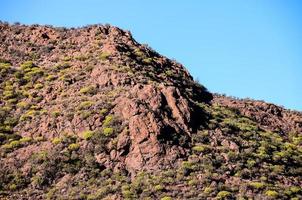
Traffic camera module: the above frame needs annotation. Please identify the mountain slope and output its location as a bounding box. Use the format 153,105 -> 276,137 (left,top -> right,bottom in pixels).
0,23 -> 301,200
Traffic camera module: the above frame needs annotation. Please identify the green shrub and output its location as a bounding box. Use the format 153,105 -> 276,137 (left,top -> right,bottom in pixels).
161,197 -> 172,200
51,111 -> 61,117
290,186 -> 301,193
19,137 -> 32,143
165,70 -> 173,77
103,127 -> 113,136
68,143 -> 80,151
53,61 -> 71,73
249,182 -> 265,189
62,56 -> 72,61
99,52 -> 110,60
154,184 -> 163,191
9,183 -> 17,191
20,61 -> 35,70
80,85 -> 96,95
188,178 -> 198,186
31,175 -> 44,187
45,75 -> 56,81
34,83 -> 43,89
2,143 -> 13,150
192,145 -> 209,152
285,186 -> 301,196
121,185 -> 133,198
52,137 -> 62,145
217,191 -> 231,199
134,48 -> 144,57
83,130 -> 94,140
87,186 -> 111,200
204,187 -> 213,194
16,101 -> 29,109
3,90 -> 16,100
34,151 -> 48,162
142,58 -> 152,64
2,140 -> 22,150
182,161 -> 197,171
246,159 -> 256,168
265,190 -> 278,197
25,67 -> 44,78
10,140 -> 22,148
75,55 -> 88,61
79,101 -> 95,110
7,98 -> 18,104
99,108 -> 108,115
0,62 -> 11,75
103,115 -> 113,126
80,111 -> 93,119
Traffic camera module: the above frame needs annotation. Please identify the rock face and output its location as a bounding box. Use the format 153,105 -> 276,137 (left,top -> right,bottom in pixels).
114,84 -> 193,172
0,23 -> 301,200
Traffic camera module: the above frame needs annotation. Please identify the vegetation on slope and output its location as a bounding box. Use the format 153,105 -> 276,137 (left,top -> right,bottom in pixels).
0,22 -> 301,199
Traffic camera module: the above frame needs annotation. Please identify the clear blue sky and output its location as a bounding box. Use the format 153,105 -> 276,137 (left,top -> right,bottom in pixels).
1,0 -> 301,111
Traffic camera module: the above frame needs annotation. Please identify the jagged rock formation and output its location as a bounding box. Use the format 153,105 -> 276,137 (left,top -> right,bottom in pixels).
0,23 -> 211,174
0,23 -> 301,200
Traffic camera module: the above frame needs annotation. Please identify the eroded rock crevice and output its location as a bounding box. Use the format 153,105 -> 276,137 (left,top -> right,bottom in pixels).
113,83 -> 208,172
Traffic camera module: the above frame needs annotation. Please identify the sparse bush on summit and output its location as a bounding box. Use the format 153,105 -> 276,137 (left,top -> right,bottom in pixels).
0,23 -> 301,200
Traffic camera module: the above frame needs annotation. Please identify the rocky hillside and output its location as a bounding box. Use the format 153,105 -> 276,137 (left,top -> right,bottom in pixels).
0,23 -> 301,200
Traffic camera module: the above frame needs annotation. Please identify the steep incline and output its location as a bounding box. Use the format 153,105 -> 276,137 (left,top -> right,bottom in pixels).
0,23 -> 301,199
0,23 -> 212,173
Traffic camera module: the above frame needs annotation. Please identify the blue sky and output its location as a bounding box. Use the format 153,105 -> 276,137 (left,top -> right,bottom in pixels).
1,0 -> 301,111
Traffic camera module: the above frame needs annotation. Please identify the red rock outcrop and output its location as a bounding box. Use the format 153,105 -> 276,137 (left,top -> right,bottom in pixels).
113,84 -> 194,172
